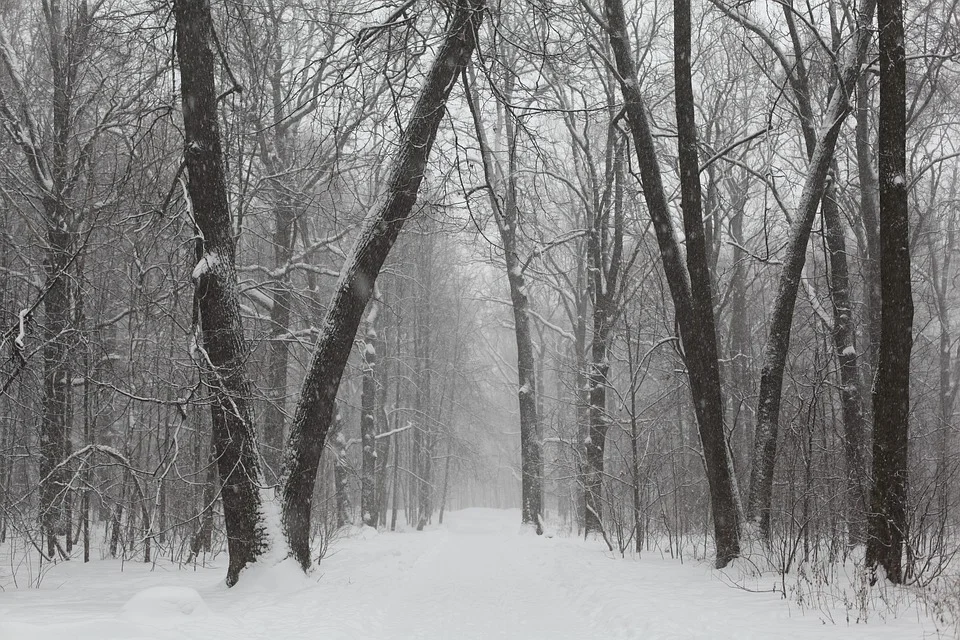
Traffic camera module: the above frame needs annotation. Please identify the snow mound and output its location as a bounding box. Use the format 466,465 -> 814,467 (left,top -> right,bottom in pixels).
121,586 -> 209,622
232,556 -> 310,595
343,524 -> 379,540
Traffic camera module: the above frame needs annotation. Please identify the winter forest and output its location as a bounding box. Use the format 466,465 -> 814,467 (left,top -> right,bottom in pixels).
0,0 -> 956,636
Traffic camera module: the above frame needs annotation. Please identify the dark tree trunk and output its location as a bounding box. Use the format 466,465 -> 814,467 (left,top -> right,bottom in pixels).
279,0 -> 484,569
40,215 -> 71,557
175,0 -> 272,587
602,0 -> 742,566
867,0 -> 912,583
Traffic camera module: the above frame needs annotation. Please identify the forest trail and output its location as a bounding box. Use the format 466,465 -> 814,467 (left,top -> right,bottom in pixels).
0,509 -> 939,639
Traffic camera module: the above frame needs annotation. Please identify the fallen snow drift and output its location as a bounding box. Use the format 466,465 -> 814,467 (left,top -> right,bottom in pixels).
0,509 -> 945,639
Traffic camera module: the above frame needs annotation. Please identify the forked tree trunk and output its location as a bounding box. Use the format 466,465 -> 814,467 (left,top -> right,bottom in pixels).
174,0 -> 273,587
867,0 -> 912,583
280,0 -> 484,569
783,11 -> 869,543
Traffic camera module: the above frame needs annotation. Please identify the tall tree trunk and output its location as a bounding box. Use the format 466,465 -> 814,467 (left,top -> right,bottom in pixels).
40,211 -> 71,557
175,0 -> 273,587
726,170 -> 753,481
463,68 -> 543,533
415,235 -> 434,531
279,0 -> 484,569
867,0 -> 912,583
601,0 -> 742,566
746,0 -> 876,536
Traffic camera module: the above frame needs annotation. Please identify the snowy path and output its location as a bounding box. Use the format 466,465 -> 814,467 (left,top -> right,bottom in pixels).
0,509 -> 942,639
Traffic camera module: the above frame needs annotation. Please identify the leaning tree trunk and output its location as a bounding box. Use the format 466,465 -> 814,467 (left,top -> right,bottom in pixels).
867,0 -> 912,583
174,0 -> 274,587
602,0 -> 741,566
746,0 -> 876,536
280,0 -> 484,570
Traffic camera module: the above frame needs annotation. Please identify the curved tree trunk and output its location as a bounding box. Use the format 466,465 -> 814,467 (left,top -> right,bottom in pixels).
280,0 -> 484,569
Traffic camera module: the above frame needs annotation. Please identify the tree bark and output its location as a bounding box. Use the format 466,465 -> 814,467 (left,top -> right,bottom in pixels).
856,76 -> 882,378
279,0 -> 484,569
463,68 -> 543,533
175,0 -> 273,586
867,0 -> 912,583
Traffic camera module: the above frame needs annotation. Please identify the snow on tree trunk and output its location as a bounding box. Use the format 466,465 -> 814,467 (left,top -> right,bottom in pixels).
174,0 -> 278,586
415,231 -> 434,532
360,291 -> 381,528
279,0 -> 484,569
867,0 -> 912,583
331,406 -> 351,529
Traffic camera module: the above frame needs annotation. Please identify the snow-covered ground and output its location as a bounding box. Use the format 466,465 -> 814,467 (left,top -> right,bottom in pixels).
0,509 -> 947,638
